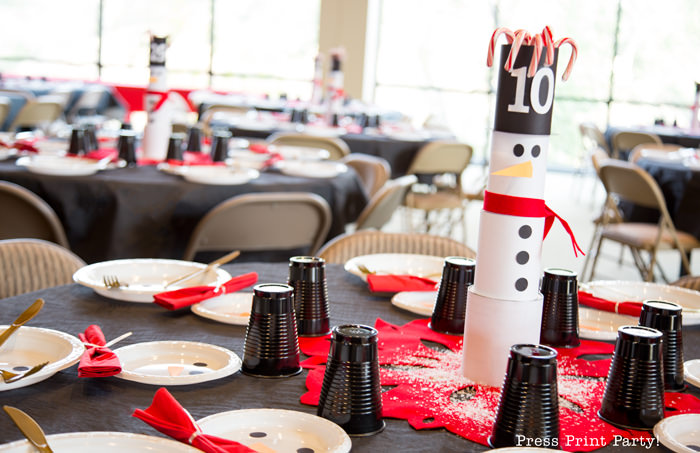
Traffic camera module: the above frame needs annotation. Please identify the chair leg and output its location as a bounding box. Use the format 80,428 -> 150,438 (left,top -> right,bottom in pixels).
587,236 -> 606,282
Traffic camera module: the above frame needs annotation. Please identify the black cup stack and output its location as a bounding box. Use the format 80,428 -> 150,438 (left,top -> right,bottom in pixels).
287,256 -> 331,337
210,130 -> 231,162
186,126 -> 202,152
539,268 -> 580,348
429,257 -> 475,335
68,126 -> 89,156
117,130 -> 137,166
639,300 -> 686,391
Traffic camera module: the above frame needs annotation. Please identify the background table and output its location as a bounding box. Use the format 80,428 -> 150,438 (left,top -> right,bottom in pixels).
0,261 -> 698,451
605,125 -> 700,150
0,161 -> 367,263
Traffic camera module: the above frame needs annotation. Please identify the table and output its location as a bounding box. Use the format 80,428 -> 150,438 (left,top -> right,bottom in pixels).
1,261 -> 698,451
0,160 -> 367,263
605,125 -> 700,150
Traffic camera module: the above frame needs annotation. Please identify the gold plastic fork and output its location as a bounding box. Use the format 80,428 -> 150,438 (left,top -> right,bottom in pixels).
1,361 -> 49,384
102,275 -> 127,289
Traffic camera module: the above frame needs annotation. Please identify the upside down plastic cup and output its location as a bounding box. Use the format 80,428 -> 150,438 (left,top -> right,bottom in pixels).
84,123 -> 98,151
210,130 -> 231,162
186,126 -> 202,152
429,257 -> 475,335
489,344 -> 560,449
166,133 -> 185,161
117,130 -> 136,166
68,126 -> 88,156
287,256 -> 331,337
598,325 -> 664,430
539,268 -> 580,348
317,324 -> 385,436
639,300 -> 685,391
241,283 -> 302,378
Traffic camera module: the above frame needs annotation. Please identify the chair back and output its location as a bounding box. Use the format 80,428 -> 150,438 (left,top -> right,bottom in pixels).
341,153 -> 391,197
598,160 -> 668,213
67,85 -> 107,121
199,104 -> 252,136
9,98 -> 63,132
628,143 -> 683,162
406,141 -> 473,177
183,192 -> 332,261
611,131 -> 662,159
590,147 -> 610,176
0,239 -> 86,299
317,230 -> 475,264
0,181 -> 70,248
267,132 -> 350,160
579,122 -> 610,155
355,175 -> 417,230
0,97 -> 10,128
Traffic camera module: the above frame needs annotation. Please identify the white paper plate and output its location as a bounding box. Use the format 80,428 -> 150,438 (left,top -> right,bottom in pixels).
0,432 -> 201,452
345,253 -> 444,282
300,125 -> 346,137
391,291 -> 437,317
581,280 -> 700,326
0,326 -> 84,391
191,292 -> 253,325
0,147 -> 17,160
16,155 -> 106,176
685,359 -> 700,389
113,340 -> 241,386
197,408 -> 351,453
180,166 -> 259,185
268,145 -> 330,161
73,259 -> 232,303
278,161 -> 347,178
653,414 -> 700,453
577,306 -> 638,341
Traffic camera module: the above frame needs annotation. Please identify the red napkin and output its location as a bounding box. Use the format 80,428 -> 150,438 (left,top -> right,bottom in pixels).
12,141 -> 39,153
77,325 -> 122,378
578,291 -> 643,317
133,388 -> 257,453
153,272 -> 258,310
367,274 -> 438,293
249,143 -> 270,154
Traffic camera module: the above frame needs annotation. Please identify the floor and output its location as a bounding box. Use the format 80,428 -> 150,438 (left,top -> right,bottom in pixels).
383,164 -> 700,283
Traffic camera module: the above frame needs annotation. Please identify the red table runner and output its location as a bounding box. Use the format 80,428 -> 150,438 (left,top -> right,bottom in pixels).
299,318 -> 700,451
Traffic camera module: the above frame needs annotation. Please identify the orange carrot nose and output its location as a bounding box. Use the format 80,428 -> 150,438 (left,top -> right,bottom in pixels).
491,160 -> 533,178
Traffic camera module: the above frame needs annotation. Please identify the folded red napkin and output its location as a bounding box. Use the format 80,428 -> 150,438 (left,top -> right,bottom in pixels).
249,143 -> 270,154
77,324 -> 122,378
367,274 -> 438,293
578,291 -> 642,317
12,141 -> 39,153
133,388 -> 257,453
153,272 -> 258,310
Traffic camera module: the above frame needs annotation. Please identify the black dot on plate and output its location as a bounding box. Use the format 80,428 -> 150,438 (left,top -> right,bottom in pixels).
516,251 -> 529,264
189,370 -> 204,375
531,144 -> 541,157
193,362 -> 208,367
518,225 -> 532,239
13,366 -> 29,372
513,144 -> 524,157
297,449 -> 315,453
515,278 -> 528,291
249,432 -> 267,438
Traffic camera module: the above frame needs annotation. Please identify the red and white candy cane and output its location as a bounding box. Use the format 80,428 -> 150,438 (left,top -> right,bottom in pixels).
487,26 -> 578,81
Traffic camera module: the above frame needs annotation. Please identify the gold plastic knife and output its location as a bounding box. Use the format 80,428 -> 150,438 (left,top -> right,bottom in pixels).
3,406 -> 54,452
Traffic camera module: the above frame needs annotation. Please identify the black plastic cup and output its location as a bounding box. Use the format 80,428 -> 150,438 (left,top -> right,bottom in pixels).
117,130 -> 137,166
539,268 -> 580,348
299,109 -> 309,125
429,257 -> 475,335
357,113 -> 369,129
241,283 -> 302,378
489,344 -> 560,449
290,108 -> 301,123
331,113 -> 340,127
599,325 -> 665,430
639,300 -> 686,391
84,123 -> 99,151
210,130 -> 231,162
317,324 -> 385,436
166,133 -> 185,161
186,126 -> 202,152
68,126 -> 88,156
287,256 -> 331,337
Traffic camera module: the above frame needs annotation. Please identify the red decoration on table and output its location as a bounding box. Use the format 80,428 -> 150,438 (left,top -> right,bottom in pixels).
153,272 -> 258,310
578,291 -> 643,317
133,387 -> 256,453
366,274 -> 438,293
299,318 -> 700,451
77,324 -> 121,378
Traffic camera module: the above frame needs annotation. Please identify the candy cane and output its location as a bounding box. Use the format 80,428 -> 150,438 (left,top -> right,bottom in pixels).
554,37 -> 578,81
528,33 -> 544,78
506,29 -> 529,72
542,26 -> 555,65
487,27 -> 515,67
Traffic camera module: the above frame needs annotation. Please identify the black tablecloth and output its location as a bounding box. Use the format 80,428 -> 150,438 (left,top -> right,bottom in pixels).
1,262 -> 698,451
605,125 -> 700,150
0,161 -> 367,263
622,158 -> 700,240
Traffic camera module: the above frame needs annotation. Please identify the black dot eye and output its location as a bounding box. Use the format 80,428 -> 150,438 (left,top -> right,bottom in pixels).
515,278 -> 528,291
519,225 -> 532,239
513,144 -> 524,157
531,145 -> 541,157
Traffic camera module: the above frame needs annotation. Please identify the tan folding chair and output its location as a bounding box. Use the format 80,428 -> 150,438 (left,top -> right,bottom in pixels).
0,238 -> 86,299
0,97 -> 10,128
266,132 -> 350,160
341,153 -> 391,198
403,140 -> 473,242
199,104 -> 253,136
628,143 -> 683,163
317,230 -> 476,264
610,131 -> 662,160
583,159 -> 700,282
670,275 -> 700,291
183,192 -> 332,261
579,122 -> 611,156
352,175 -> 417,231
9,98 -> 63,133
0,181 -> 70,248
